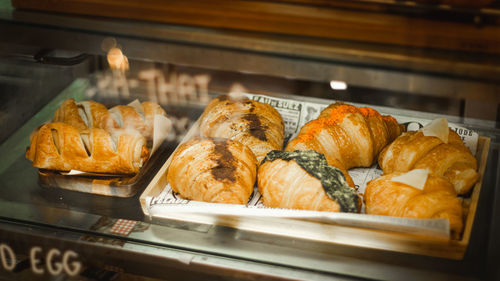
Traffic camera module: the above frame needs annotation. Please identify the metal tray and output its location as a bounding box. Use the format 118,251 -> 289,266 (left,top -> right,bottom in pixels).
38,140 -> 173,198
0,78 -> 178,198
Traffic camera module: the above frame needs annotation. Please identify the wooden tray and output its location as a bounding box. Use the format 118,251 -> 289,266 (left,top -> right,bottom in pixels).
139,115 -> 490,260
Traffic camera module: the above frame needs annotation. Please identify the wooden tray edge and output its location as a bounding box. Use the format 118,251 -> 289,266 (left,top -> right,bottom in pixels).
139,119 -> 490,259
458,135 -> 491,246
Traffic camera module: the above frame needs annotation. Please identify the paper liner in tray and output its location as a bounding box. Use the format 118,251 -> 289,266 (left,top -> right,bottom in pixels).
39,106 -> 174,198
139,94 -> 490,259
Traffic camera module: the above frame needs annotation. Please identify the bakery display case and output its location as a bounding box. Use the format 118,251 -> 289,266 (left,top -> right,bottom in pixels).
1,0 -> 500,280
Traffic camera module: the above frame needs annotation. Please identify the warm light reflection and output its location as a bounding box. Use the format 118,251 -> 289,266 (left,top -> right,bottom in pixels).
107,47 -> 129,72
228,82 -> 247,101
330,80 -> 348,90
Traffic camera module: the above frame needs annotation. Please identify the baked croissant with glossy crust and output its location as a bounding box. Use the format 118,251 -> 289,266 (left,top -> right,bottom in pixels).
199,95 -> 284,162
286,103 -> 404,186
378,129 -> 478,195
258,150 -> 360,213
26,122 -> 149,174
364,172 -> 463,235
167,137 -> 257,204
53,98 -> 166,140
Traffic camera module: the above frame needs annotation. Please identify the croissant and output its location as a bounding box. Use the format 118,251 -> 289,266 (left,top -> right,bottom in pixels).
167,137 -> 257,204
26,123 -> 149,174
198,95 -> 285,162
53,98 -> 166,140
286,102 -> 404,186
258,150 -> 360,212
378,128 -> 478,195
364,171 -> 464,235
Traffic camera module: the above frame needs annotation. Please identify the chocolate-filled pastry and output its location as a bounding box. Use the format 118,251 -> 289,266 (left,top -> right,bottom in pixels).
167,137 -> 257,204
364,170 -> 463,235
378,118 -> 478,195
258,150 -> 360,213
198,95 -> 284,162
26,122 -> 149,174
53,98 -> 166,140
286,102 -> 404,186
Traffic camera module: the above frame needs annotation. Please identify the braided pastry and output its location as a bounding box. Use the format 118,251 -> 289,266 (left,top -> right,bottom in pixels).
53,98 -> 166,140
199,95 -> 284,162
286,102 -> 404,186
167,137 -> 257,204
26,122 -> 149,174
258,150 -> 360,213
364,170 -> 463,235
378,122 -> 478,195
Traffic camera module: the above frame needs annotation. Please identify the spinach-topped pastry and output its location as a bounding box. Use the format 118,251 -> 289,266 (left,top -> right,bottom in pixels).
258,150 -> 360,213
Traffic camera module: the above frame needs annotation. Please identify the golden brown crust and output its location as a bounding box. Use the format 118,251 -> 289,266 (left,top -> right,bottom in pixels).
364,172 -> 464,235
167,137 -> 258,204
26,123 -> 148,174
54,99 -> 117,131
199,95 -> 285,162
53,98 -> 90,131
109,105 -> 147,136
286,103 -> 404,186
85,101 -> 117,131
378,129 -> 478,195
53,98 -> 166,140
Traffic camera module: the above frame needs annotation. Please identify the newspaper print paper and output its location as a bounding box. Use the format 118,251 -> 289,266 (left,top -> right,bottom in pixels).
146,94 -> 479,238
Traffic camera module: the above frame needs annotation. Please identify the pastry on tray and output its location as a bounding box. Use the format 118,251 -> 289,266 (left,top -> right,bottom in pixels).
378,118 -> 478,195
26,122 -> 149,174
198,94 -> 284,162
167,137 -> 258,204
258,150 -> 360,213
364,169 -> 463,235
53,98 -> 166,140
286,102 -> 404,186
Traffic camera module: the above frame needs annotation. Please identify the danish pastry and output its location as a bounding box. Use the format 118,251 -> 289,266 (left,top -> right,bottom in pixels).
53,98 -> 166,140
26,122 -> 149,174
